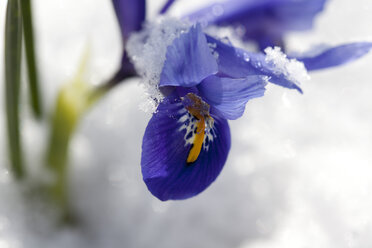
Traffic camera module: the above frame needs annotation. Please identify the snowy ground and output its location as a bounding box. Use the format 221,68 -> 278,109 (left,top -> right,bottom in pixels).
1,0 -> 372,247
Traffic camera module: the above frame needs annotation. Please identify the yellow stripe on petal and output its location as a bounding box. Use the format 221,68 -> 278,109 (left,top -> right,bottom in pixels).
182,93 -> 212,164
187,115 -> 205,163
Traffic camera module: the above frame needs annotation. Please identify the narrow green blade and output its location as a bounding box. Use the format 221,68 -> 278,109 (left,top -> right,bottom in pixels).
4,0 -> 24,179
20,0 -> 43,118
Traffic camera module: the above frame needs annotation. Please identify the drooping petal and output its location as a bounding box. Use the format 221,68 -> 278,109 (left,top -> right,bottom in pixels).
141,96 -> 231,201
294,42 -> 372,71
198,75 -> 267,120
187,0 -> 326,50
159,24 -> 218,88
206,35 -> 303,93
112,0 -> 146,42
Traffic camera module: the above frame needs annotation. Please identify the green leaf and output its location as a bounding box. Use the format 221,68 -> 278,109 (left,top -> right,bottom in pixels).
20,0 -> 43,119
45,50 -> 106,221
4,0 -> 24,179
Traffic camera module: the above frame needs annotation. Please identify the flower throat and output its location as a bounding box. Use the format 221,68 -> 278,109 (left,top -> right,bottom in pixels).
182,93 -> 213,164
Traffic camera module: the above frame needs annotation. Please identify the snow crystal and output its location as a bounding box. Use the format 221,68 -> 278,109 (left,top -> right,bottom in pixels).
126,18 -> 191,112
264,46 -> 310,86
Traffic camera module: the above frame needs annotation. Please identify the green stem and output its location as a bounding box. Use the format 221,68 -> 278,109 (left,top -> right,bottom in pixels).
46,91 -> 79,222
4,0 -> 24,179
20,0 -> 43,119
45,57 -> 107,221
44,49 -> 134,221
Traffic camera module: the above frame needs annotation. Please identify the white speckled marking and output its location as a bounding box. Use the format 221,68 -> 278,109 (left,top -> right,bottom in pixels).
178,108 -> 216,151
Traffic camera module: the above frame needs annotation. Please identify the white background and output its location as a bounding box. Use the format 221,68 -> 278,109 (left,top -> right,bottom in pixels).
1,0 -> 372,247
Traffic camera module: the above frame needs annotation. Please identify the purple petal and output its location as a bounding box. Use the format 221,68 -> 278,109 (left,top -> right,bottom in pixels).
112,0 -> 146,41
187,0 -> 326,49
141,96 -> 231,201
159,25 -> 218,88
160,0 -> 177,14
295,42 -> 372,71
117,51 -> 136,78
198,75 -> 267,120
187,0 -> 269,25
206,35 -> 303,93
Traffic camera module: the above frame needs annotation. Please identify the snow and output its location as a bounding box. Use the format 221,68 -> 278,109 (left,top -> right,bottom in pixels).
264,46 -> 310,86
126,18 -> 190,112
1,0 -> 372,248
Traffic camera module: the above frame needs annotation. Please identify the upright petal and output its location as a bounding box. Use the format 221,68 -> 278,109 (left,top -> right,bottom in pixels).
294,42 -> 372,71
159,24 -> 218,87
112,51 -> 136,82
141,95 -> 231,201
187,0 -> 326,50
198,75 -> 267,120
111,0 -> 146,83
112,0 -> 146,42
206,35 -> 303,92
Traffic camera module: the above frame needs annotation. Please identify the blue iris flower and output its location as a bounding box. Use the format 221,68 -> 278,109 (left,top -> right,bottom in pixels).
112,0 -> 372,201
115,0 -> 372,79
185,0 -> 326,50
182,0 -> 372,70
141,24 -> 307,201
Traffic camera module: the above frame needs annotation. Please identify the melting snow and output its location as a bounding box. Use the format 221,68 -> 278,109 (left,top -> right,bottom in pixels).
264,46 -> 310,86
126,18 -> 191,112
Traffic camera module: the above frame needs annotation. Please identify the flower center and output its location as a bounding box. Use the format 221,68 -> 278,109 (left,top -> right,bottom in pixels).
181,93 -> 213,164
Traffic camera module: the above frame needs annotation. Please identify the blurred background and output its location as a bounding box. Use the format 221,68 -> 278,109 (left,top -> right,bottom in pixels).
1,0 -> 372,247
